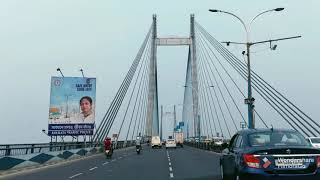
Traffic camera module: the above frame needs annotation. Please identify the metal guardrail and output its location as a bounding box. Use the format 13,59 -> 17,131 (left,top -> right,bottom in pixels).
184,141 -> 227,153
0,140 -> 136,157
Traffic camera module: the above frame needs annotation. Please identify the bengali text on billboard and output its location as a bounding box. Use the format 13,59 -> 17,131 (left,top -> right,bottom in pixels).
48,77 -> 96,136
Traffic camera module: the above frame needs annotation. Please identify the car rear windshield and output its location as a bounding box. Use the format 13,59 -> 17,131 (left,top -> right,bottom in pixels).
310,138 -> 320,143
248,131 -> 309,147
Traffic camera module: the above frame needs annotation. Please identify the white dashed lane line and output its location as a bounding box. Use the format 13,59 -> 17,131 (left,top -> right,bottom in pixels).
170,173 -> 174,178
68,152 -> 130,179
167,150 -> 174,178
69,173 -> 83,179
89,167 -> 98,171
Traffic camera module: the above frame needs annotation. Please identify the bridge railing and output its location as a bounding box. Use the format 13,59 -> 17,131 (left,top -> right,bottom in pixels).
184,141 -> 228,153
0,140 -> 136,157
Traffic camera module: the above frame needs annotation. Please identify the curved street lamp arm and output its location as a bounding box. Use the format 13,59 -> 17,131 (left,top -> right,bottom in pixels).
250,9 -> 275,27
214,10 -> 249,42
249,8 -> 284,38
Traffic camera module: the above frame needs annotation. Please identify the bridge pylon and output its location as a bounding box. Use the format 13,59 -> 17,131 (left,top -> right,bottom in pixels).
146,14 -> 200,139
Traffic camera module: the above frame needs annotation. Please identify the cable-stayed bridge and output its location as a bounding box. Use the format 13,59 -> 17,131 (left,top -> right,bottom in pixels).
0,15 -> 318,180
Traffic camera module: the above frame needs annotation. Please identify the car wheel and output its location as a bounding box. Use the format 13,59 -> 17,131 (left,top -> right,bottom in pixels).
220,163 -> 235,180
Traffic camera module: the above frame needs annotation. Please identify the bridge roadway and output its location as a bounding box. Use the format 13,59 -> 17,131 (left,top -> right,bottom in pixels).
2,145 -> 221,180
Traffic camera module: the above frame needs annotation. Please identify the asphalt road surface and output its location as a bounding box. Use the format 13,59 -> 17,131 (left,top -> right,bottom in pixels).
1,145 -> 221,180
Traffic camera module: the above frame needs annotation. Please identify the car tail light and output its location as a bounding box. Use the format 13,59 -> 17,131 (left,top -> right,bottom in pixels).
317,156 -> 320,167
243,154 -> 260,168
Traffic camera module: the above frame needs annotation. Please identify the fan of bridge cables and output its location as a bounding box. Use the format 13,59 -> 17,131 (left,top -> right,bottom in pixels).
194,21 -> 320,138
92,25 -> 153,143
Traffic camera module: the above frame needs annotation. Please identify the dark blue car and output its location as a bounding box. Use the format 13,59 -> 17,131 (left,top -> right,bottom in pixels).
220,128 -> 320,180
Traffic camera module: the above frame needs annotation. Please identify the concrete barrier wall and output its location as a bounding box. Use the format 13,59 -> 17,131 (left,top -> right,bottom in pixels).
0,147 -> 101,171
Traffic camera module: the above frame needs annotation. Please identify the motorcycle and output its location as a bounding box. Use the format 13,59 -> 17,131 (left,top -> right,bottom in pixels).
136,145 -> 142,154
105,149 -> 113,159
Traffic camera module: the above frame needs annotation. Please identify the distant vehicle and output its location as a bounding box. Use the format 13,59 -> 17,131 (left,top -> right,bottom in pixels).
174,132 -> 184,147
201,136 -> 207,142
212,137 -> 224,146
162,139 -> 166,146
151,136 -> 162,148
307,137 -> 320,149
203,138 -> 212,144
166,139 -> 177,149
136,136 -> 142,154
136,145 -> 141,154
220,128 -> 320,180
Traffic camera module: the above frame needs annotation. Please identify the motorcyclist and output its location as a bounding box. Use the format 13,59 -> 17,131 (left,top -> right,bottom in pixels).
104,137 -> 113,154
136,136 -> 142,151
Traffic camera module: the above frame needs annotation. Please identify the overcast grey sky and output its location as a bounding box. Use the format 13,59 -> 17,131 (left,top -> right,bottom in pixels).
0,0 -> 319,144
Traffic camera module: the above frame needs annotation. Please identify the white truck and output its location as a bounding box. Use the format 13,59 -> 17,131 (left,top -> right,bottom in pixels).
174,132 -> 184,147
151,136 -> 162,148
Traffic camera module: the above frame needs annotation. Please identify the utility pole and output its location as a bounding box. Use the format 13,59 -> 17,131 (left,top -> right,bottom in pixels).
160,105 -> 163,140
198,115 -> 201,140
209,8 -> 301,129
243,36 -> 301,128
173,105 -> 177,133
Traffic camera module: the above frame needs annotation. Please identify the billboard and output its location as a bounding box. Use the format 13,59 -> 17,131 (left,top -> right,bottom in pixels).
48,77 -> 96,136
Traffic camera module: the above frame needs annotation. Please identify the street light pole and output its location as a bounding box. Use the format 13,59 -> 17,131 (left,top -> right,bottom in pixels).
246,41 -> 254,129
208,8 -> 293,129
80,68 -> 85,78
160,105 -> 163,140
56,68 -> 64,77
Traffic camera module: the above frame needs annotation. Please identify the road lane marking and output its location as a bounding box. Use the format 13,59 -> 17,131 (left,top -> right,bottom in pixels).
69,173 -> 83,179
102,162 -> 109,165
0,146 -> 137,179
111,159 -> 116,162
89,167 -> 98,171
170,173 -> 174,178
167,150 -> 174,178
